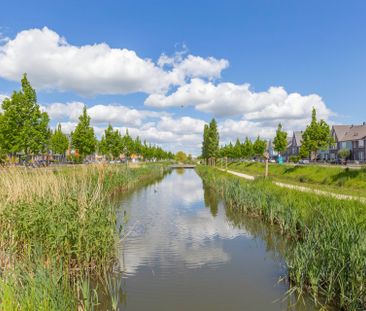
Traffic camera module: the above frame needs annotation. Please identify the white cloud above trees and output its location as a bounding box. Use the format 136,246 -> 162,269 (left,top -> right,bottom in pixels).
0,27 -> 228,96
0,27 -> 336,155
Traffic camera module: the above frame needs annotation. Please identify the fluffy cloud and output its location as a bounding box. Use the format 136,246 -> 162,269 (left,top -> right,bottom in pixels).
145,79 -> 332,123
43,102 -> 165,127
0,27 -> 228,96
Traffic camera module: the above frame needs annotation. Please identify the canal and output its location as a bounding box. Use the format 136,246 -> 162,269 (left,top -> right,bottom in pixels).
102,168 -> 321,310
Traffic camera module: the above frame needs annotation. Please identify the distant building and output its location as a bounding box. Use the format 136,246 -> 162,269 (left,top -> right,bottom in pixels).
330,123 -> 366,162
286,131 -> 303,160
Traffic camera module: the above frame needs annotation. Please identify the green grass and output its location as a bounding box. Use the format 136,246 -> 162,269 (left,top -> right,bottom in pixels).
197,165 -> 366,310
0,163 -> 166,310
221,161 -> 366,198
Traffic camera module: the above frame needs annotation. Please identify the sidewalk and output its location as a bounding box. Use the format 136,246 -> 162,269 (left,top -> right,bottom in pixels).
218,168 -> 366,204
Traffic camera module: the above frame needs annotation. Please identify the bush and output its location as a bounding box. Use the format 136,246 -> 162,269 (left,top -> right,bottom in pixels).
289,155 -> 300,163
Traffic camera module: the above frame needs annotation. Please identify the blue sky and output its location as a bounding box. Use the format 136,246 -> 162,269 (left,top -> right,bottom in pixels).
0,0 -> 365,154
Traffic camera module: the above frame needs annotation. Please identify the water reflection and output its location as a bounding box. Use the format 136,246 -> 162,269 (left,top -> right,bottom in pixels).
104,169 -> 321,310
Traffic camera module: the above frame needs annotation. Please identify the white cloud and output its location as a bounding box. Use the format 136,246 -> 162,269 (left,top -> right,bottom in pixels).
42,102 -> 84,120
43,102 -> 166,128
145,79 -> 332,123
0,27 -> 228,96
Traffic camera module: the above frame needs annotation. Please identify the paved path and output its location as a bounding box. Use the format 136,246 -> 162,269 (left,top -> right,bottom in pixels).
218,168 -> 366,204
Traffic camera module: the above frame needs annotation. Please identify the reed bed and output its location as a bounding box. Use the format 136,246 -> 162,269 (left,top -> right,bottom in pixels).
0,163 -> 165,310
197,166 -> 366,310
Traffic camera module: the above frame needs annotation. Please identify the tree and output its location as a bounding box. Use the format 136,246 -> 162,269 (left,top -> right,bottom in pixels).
273,123 -> 288,154
175,151 -> 188,163
99,125 -> 123,159
207,118 -> 219,160
201,124 -> 209,160
50,123 -> 69,158
234,138 -> 242,159
121,129 -> 134,158
300,108 -> 333,160
241,137 -> 254,159
0,74 -> 50,158
71,106 -> 97,159
253,136 -> 267,158
338,149 -> 350,161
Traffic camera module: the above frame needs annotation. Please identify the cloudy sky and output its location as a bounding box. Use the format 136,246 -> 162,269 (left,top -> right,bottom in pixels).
0,1 -> 365,155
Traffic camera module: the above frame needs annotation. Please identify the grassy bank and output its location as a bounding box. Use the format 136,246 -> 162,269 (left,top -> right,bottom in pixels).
197,165 -> 366,310
222,161 -> 366,198
0,164 -> 166,310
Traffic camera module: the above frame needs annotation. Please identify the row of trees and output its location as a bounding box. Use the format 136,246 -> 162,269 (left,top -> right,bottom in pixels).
201,107 -> 333,163
201,118 -> 267,162
219,136 -> 267,159
0,74 -> 173,163
98,125 -> 174,161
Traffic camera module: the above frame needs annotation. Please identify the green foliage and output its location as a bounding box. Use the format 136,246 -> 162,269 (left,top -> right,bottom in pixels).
71,106 -> 97,158
175,151 -> 188,162
99,125 -> 123,159
241,137 -> 254,159
253,136 -> 267,157
0,164 -> 166,310
273,123 -> 288,154
300,108 -> 333,159
338,148 -> 350,160
50,124 -> 69,156
0,74 -> 50,156
201,119 -> 220,160
289,155 -> 300,163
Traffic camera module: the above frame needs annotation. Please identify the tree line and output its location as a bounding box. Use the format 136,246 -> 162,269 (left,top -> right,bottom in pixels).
0,74 -> 173,164
201,118 -> 267,162
201,108 -> 333,163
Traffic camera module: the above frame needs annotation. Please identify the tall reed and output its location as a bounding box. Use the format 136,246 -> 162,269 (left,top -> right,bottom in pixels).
197,166 -> 366,310
0,163 -> 166,310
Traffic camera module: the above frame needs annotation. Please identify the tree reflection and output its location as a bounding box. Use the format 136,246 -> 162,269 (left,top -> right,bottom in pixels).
202,182 -> 219,217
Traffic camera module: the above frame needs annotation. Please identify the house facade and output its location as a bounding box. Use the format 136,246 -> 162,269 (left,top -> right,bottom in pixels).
330,124 -> 366,162
285,131 -> 303,160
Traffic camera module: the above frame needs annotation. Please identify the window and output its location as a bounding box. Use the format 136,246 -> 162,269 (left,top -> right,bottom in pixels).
359,140 -> 365,148
359,151 -> 364,161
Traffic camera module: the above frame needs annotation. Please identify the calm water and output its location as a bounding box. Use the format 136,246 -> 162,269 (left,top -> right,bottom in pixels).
102,169 -> 321,311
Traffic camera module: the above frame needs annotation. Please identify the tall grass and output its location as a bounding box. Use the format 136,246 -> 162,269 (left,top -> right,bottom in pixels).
0,164 -> 166,310
197,165 -> 366,310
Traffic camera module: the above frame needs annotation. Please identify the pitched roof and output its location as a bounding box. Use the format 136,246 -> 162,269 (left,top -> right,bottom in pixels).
293,131 -> 303,147
341,125 -> 366,142
332,125 -> 352,141
286,136 -> 292,148
332,124 -> 366,142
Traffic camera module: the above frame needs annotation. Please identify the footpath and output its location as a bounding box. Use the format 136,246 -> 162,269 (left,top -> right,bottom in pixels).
219,168 -> 366,204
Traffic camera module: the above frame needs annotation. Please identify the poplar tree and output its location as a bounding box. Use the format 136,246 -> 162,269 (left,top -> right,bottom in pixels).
300,108 -> 333,160
201,124 -> 209,160
99,125 -> 123,160
253,136 -> 267,158
241,137 -> 254,159
0,74 -> 50,158
71,106 -> 97,158
50,123 -> 69,156
273,123 -> 288,154
207,118 -> 219,160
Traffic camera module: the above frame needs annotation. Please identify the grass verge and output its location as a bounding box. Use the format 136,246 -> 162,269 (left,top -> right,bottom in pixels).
222,161 -> 366,198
